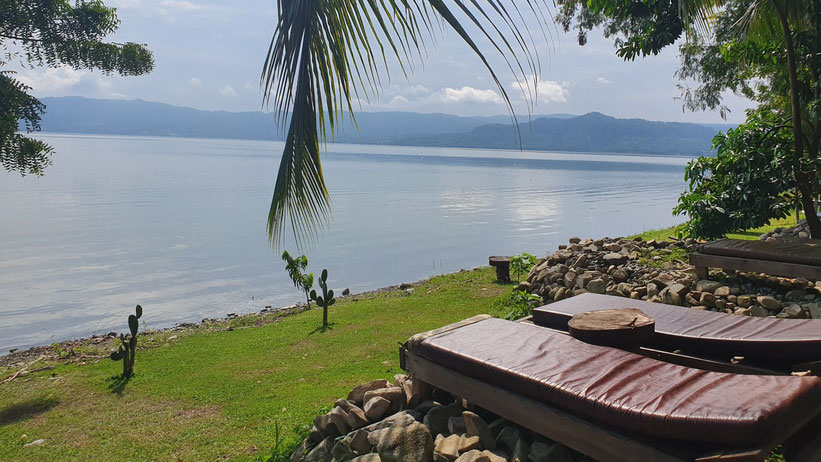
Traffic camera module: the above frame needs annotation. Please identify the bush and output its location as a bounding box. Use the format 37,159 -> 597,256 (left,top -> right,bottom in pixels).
674,111 -> 797,239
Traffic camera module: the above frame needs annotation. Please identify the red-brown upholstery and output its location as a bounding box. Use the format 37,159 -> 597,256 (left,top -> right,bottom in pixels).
418,318 -> 821,446
532,293 -> 821,362
698,238 -> 821,266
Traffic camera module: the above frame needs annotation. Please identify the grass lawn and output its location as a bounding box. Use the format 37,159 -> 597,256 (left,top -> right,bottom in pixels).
0,268 -> 512,461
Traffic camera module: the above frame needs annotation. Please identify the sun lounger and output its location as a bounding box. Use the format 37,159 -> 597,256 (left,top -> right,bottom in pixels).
533,293 -> 821,369
401,316 -> 821,461
690,238 -> 821,280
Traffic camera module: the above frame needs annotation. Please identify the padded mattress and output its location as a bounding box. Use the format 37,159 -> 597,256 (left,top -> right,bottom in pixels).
532,293 -> 821,362
418,317 -> 821,445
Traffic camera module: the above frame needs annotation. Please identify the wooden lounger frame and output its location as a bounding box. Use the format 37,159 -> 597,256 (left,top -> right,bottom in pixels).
400,318 -> 821,462
690,251 -> 821,280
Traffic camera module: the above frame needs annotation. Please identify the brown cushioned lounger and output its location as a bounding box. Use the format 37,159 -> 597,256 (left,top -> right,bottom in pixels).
532,293 -> 821,363
402,316 -> 821,461
690,238 -> 821,279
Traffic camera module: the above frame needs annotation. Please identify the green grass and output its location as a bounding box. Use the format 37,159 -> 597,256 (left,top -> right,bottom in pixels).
629,213 -> 801,242
0,268 -> 512,461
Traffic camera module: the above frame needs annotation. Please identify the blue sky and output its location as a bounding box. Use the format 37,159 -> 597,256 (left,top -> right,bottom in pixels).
16,0 -> 754,123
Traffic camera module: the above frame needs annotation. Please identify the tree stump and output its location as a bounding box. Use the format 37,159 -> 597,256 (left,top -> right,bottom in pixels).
567,308 -> 655,348
489,256 -> 511,282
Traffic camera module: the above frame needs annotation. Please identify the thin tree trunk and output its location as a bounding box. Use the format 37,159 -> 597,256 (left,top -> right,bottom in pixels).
775,0 -> 821,237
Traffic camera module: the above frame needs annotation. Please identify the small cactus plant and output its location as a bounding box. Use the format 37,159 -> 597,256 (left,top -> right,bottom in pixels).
110,304 -> 142,378
310,269 -> 335,328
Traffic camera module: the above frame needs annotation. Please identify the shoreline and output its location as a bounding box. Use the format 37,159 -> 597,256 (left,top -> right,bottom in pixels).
0,273 -> 464,369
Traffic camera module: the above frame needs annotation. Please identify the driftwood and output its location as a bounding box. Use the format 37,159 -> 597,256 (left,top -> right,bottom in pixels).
567,308 -> 654,348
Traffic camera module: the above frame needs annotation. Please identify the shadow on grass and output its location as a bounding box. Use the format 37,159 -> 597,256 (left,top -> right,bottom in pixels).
106,375 -> 132,395
308,323 -> 335,335
0,396 -> 59,426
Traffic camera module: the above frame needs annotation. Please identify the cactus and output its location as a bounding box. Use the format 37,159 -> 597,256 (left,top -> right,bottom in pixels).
310,269 -> 335,328
110,304 -> 142,378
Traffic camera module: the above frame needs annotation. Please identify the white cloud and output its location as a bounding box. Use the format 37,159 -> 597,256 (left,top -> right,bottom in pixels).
219,84 -> 237,97
597,77 -> 612,85
510,76 -> 569,104
17,67 -> 125,99
441,86 -> 503,104
189,77 -> 202,87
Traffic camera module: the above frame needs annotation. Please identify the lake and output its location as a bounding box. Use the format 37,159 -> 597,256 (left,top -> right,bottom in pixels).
0,134 -> 689,352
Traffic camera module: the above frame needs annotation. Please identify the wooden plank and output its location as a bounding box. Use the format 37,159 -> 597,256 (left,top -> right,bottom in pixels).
403,351 -> 691,462
689,252 -> 821,280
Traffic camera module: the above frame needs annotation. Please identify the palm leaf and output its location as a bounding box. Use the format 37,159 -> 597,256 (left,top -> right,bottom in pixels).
262,0 -> 550,247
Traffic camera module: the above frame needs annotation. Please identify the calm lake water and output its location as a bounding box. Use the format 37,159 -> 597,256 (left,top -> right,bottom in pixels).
0,134 -> 690,352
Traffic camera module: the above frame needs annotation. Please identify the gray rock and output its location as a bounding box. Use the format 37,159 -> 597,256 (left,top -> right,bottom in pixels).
512,438 -> 529,462
434,434 -> 461,461
699,292 -> 716,307
786,289 -> 807,302
458,435 -> 482,453
463,411 -> 496,450
751,305 -> 770,317
603,252 -> 626,265
757,296 -> 782,311
586,278 -> 606,294
424,402 -> 464,436
455,450 -> 506,462
366,412 -> 418,432
328,406 -> 351,435
714,286 -> 731,297
806,302 -> 821,319
348,379 -> 390,404
352,454 -> 381,462
365,396 -> 392,421
448,415 -> 467,435
290,439 -> 311,461
695,280 -> 722,293
370,421 -> 433,462
783,304 -> 807,319
737,295 -> 753,307
313,413 -> 340,438
347,406 -> 370,429
305,436 -> 334,462
495,426 -> 520,452
364,387 -> 404,415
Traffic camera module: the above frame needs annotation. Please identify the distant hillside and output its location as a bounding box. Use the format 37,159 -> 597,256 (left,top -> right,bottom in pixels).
395,112 -> 722,156
29,97 -> 730,156
34,97 -> 517,142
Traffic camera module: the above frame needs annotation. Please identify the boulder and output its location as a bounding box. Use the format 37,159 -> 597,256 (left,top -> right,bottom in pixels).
328,406 -> 351,435
347,406 -> 370,429
695,280 -> 722,294
737,295 -> 753,307
366,411 -> 418,432
512,438 -> 529,462
714,286 -> 731,297
463,411 -> 495,450
348,379 -> 390,404
364,396 -> 392,421
757,296 -> 782,311
369,421 -> 434,462
305,436 -> 334,462
345,429 -> 373,456
448,416 -> 467,435
750,305 -> 770,317
352,455 -> 382,462
434,434 -> 461,461
586,278 -> 606,294
458,435 -> 482,453
424,402 -> 464,436
603,253 -> 626,265
364,387 -> 404,415
495,426 -> 520,452
313,413 -> 340,438
455,450 -> 506,462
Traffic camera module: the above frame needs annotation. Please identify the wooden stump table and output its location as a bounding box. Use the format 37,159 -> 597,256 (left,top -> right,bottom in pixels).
488,256 -> 511,282
567,308 -> 655,348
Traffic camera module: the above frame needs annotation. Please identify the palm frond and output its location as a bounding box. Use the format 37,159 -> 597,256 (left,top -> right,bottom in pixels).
262,0 -> 551,247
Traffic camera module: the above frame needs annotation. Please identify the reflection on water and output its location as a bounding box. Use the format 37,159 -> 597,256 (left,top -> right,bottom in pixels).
0,134 -> 689,351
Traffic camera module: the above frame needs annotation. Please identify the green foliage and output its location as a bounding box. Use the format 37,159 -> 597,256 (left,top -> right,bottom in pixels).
281,250 -> 314,307
263,0 -> 551,247
495,289 -> 542,321
674,110 -> 798,239
1,0 -> 153,176
309,269 -> 335,329
510,252 -> 538,283
109,304 -> 143,378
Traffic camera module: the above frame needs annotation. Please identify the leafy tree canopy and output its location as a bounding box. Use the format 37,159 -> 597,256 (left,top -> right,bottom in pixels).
1,0 -> 153,175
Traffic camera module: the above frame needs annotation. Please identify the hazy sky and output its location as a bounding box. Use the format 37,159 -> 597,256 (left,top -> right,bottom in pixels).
16,0 -> 754,123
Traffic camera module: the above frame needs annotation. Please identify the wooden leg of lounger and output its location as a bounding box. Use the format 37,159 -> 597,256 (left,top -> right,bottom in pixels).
783,412 -> 821,462
411,377 -> 434,403
694,265 -> 708,279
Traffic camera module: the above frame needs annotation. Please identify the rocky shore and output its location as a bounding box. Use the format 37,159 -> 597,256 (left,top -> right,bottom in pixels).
294,375 -> 582,462
522,235 -> 821,320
